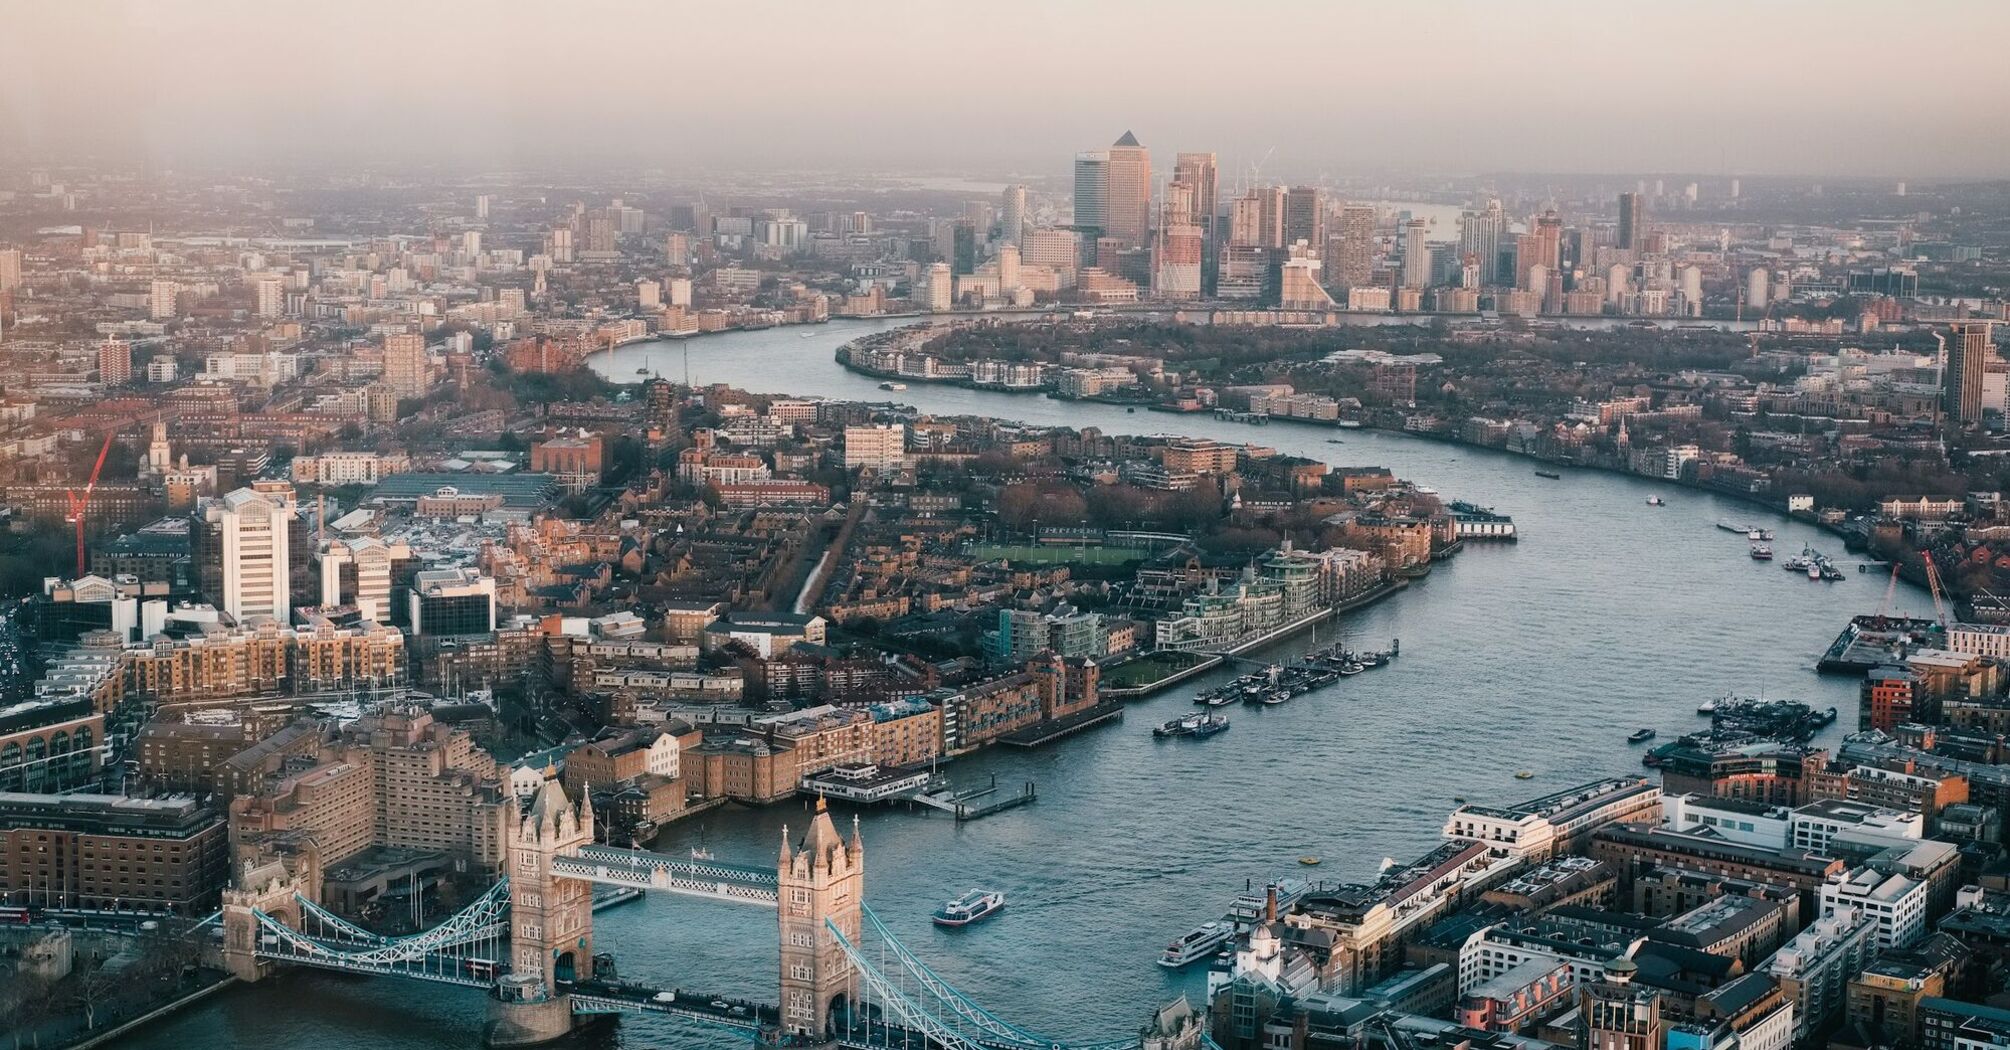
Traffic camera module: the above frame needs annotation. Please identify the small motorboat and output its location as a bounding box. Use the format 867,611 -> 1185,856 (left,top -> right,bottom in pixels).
933,889 -> 1005,927
1337,662 -> 1365,676
1628,728 -> 1657,744
1298,856 -> 1322,866
1514,770 -> 1536,780
1645,496 -> 1665,506
635,366 -> 650,375
1534,469 -> 1562,480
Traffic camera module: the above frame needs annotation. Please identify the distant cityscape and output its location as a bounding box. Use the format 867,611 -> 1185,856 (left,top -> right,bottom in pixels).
0,82 -> 2008,1050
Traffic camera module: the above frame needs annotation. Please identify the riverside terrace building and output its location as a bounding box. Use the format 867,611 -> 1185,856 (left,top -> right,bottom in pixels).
1841,730 -> 2010,819
0,696 -> 102,793
1281,840 -> 1522,995
1443,777 -> 1664,863
1588,822 -> 1847,914
0,792 -> 229,914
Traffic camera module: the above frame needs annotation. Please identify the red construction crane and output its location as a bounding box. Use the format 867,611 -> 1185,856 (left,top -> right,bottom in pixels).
1921,549 -> 1952,629
63,433 -> 115,578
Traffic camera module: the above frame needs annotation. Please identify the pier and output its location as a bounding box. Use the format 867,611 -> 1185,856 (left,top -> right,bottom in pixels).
912,774 -> 1039,821
999,701 -> 1124,747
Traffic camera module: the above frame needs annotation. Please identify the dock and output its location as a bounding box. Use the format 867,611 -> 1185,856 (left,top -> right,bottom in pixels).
998,702 -> 1124,747
912,774 -> 1038,821
1817,614 -> 1943,675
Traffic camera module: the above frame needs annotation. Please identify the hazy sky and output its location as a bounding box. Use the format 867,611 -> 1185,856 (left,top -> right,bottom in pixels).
5,0 -> 2008,179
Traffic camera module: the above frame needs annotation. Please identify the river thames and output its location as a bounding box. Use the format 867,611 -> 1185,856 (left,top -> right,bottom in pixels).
114,316 -> 1928,1050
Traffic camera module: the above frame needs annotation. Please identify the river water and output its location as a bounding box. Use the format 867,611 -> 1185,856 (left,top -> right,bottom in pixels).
114,316 -> 1923,1049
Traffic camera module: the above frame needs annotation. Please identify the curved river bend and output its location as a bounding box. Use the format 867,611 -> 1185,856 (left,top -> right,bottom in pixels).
114,317 -> 1924,1049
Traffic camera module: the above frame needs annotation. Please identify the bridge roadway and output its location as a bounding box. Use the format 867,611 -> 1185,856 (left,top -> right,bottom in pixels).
568,979 -> 775,1032
551,844 -> 780,906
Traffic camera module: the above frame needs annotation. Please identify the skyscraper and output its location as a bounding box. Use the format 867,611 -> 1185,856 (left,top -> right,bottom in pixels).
0,248 -> 20,292
1000,185 -> 1027,246
1283,186 -> 1324,248
1947,321 -> 1998,427
1153,183 -> 1203,301
1103,131 -> 1151,249
1072,150 -> 1109,265
951,222 -> 978,276
1327,205 -> 1376,291
1172,152 -> 1218,292
1458,200 -> 1505,286
1254,185 -> 1287,249
1617,192 -> 1645,251
1400,219 -> 1430,289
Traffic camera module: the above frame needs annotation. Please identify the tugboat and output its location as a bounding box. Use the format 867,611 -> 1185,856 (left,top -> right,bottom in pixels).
933,889 -> 1005,927
1155,714 -> 1203,738
1190,715 -> 1230,738
1627,728 -> 1657,744
1750,545 -> 1773,560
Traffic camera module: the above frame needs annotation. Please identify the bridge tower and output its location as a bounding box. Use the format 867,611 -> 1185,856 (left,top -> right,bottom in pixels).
488,780 -> 595,1048
778,798 -> 864,1040
220,855 -> 314,981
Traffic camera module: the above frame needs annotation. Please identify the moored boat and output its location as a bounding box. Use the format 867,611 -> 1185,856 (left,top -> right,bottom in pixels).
1159,921 -> 1233,968
1190,715 -> 1230,738
932,889 -> 1005,927
1750,545 -> 1773,560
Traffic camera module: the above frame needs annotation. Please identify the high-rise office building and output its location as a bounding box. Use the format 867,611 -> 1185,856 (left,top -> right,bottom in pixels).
1618,192 -> 1645,251
1283,186 -> 1324,248
1459,200 -> 1505,286
474,194 -> 491,220
1072,151 -> 1109,236
208,483 -> 298,625
951,221 -> 978,276
0,248 -> 21,291
1400,219 -> 1430,289
1153,183 -> 1203,301
1000,185 -> 1027,246
383,333 -> 430,399
1255,185 -> 1287,249
1172,152 -> 1218,291
1103,131 -> 1151,248
1947,321 -> 1998,427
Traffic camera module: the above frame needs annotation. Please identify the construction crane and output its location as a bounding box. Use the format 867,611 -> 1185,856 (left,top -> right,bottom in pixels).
63,433 -> 115,578
1921,550 -> 1952,629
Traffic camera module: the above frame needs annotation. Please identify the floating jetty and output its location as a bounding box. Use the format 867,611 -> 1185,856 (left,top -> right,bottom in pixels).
913,774 -> 1038,822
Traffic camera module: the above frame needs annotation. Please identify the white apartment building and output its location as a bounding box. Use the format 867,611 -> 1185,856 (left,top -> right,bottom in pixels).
843,424 -> 905,471
1767,905 -> 1875,1041
1819,866 -> 1928,951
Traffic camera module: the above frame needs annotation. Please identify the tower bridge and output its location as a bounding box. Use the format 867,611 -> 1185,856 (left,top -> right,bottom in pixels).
217,781 -> 1183,1049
